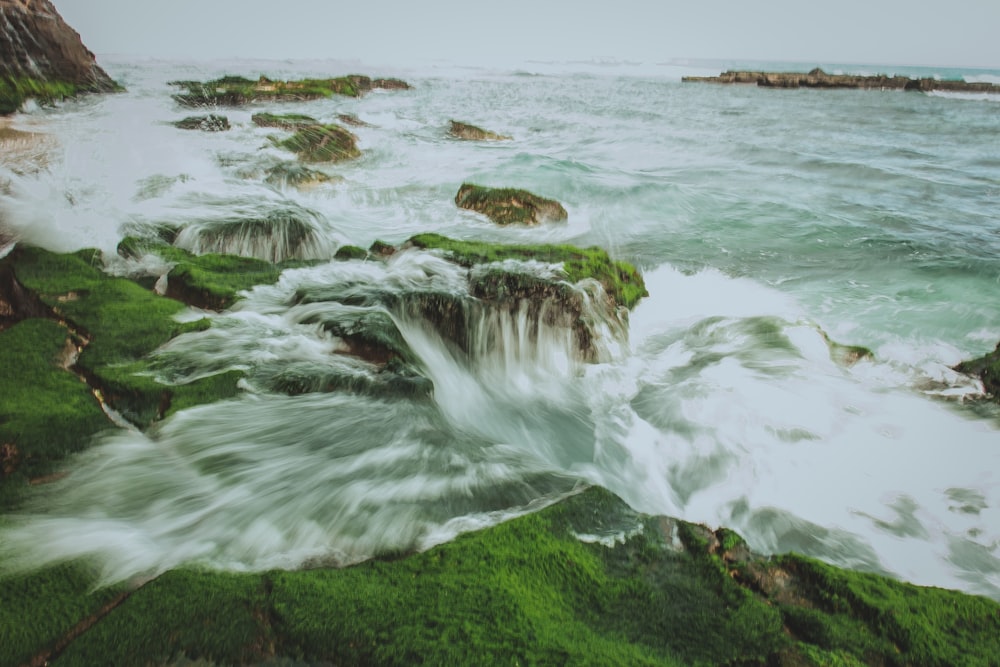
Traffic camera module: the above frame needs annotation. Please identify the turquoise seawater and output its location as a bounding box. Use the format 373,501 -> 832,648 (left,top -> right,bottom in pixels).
1,58 -> 998,598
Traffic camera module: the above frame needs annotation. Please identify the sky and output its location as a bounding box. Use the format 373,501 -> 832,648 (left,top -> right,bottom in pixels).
56,0 -> 1000,69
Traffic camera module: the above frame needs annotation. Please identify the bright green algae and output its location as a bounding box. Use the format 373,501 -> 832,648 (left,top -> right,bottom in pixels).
36,488 -> 1000,667
408,232 -> 648,309
3,246 -> 242,427
0,77 -> 77,115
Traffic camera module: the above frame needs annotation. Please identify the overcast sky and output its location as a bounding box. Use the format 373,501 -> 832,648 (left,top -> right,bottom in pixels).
57,0 -> 1000,69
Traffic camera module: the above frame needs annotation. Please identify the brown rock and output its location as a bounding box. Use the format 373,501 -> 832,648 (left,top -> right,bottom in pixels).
683,68 -> 1000,94
0,0 -> 117,92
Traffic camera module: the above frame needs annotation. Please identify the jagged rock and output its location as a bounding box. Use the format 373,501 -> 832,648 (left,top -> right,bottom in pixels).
455,183 -> 568,226
683,67 -> 1000,94
173,114 -> 230,132
0,0 -> 119,114
449,120 -> 511,141
955,342 -> 1000,399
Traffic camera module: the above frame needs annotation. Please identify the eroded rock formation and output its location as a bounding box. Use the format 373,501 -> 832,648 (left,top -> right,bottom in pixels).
0,0 -> 118,113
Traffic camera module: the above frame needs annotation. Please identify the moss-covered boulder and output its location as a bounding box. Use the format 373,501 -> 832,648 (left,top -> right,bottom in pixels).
117,236 -> 319,311
274,124 -> 360,163
172,114 -> 230,132
955,342 -> 1000,399
251,112 -> 317,130
407,233 -> 647,310
171,74 -> 410,107
449,120 -> 511,141
455,183 -> 567,225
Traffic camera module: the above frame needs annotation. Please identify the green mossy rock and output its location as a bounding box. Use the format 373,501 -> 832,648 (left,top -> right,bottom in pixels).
29,488 -> 1000,667
1,246 -> 242,430
449,120 -> 512,141
274,124 -> 360,163
955,342 -> 1000,400
0,77 -> 77,115
455,183 -> 568,225
171,74 -> 409,107
251,112 -> 317,130
333,244 -> 369,261
172,114 -> 231,132
117,237 -> 317,311
407,233 -> 647,310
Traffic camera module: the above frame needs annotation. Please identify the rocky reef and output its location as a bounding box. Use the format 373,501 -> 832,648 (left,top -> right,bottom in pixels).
683,68 -> 1000,93
0,0 -> 119,114
455,183 -> 568,226
171,74 -> 409,107
449,119 -> 512,141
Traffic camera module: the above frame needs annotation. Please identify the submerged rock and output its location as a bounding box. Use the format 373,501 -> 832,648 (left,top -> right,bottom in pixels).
251,112 -> 317,130
273,124 -> 361,163
172,114 -> 231,132
454,183 -> 568,226
683,67 -> 1000,94
449,120 -> 512,141
170,205 -> 336,263
0,0 -> 120,114
955,342 -> 1000,399
264,162 -> 334,189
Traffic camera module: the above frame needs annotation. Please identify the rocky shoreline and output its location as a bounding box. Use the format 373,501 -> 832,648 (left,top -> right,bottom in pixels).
683,67 -> 1000,93
2,6 -> 1000,667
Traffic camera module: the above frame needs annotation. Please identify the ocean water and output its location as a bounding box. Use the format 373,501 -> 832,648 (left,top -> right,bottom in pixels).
1,58 -> 998,598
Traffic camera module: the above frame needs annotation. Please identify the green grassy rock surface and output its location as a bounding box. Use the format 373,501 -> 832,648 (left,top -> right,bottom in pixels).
1,246 -> 242,430
0,77 -> 77,115
9,487 -> 993,667
455,183 -> 568,225
408,232 -> 648,309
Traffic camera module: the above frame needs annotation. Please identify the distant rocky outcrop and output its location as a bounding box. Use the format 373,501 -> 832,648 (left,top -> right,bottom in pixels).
171,74 -> 410,107
0,0 -> 119,114
449,120 -> 511,141
683,68 -> 1000,94
455,183 -> 568,225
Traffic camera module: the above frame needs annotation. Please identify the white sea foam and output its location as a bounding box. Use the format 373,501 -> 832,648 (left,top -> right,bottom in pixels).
1,58 -> 999,600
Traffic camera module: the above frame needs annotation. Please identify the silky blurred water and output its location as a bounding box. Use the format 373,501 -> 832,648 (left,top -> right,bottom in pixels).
1,57 -> 998,597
